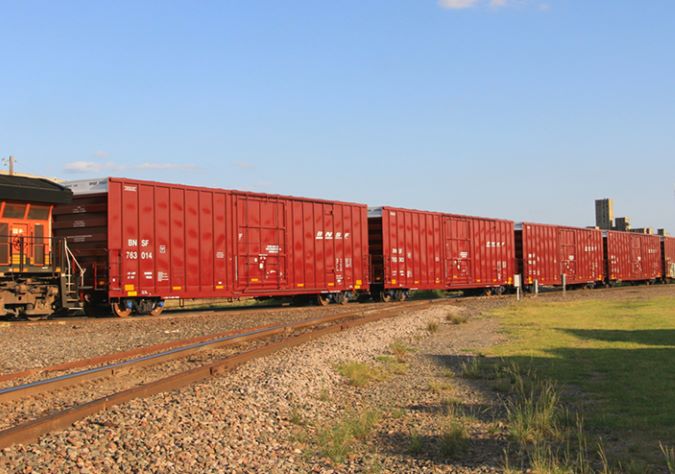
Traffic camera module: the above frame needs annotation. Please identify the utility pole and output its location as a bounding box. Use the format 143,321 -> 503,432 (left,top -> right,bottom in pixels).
1,155 -> 16,175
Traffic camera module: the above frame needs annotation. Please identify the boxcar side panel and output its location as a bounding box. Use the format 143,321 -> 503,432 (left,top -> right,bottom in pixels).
373,207 -> 513,292
64,177 -> 368,303
606,231 -> 662,282
376,207 -> 445,291
448,215 -> 513,290
663,237 -> 675,280
519,223 -> 603,286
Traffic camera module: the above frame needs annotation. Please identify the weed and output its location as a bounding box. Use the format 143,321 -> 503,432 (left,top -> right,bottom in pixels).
492,377 -> 513,394
440,397 -> 460,410
506,375 -> 562,447
428,379 -> 452,394
389,340 -> 412,362
408,431 -> 425,455
438,417 -> 468,458
289,406 -> 305,426
318,387 -> 330,401
447,312 -> 469,325
661,442 -> 675,474
364,455 -> 383,474
442,368 -> 456,378
460,357 -> 483,379
375,355 -> 408,375
389,407 -> 405,419
336,361 -> 385,387
426,321 -> 439,333
314,410 -> 381,463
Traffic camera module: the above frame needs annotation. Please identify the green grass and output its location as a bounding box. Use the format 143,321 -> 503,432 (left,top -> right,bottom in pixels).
312,410 -> 381,463
336,361 -> 385,387
487,295 -> 675,468
375,355 -> 409,375
438,416 -> 469,458
447,311 -> 469,325
460,357 -> 484,379
388,340 -> 413,362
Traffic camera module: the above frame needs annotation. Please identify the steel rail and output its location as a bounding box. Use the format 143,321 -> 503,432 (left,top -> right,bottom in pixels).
0,303 -> 398,385
0,302 -> 426,402
0,299 -> 439,448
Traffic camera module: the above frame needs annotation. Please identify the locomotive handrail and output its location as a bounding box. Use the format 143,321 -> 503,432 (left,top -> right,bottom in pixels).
64,239 -> 86,288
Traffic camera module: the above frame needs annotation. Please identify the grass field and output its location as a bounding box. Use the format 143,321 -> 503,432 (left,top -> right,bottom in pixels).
487,292 -> 675,470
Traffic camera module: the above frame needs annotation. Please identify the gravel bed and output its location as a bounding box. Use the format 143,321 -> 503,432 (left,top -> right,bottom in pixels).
0,301 -> 511,473
1,285 -> 670,473
0,303 -> 371,374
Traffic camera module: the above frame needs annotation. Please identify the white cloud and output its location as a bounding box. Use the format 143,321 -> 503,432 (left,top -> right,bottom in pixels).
94,150 -> 110,159
64,161 -> 197,173
64,161 -> 107,173
135,162 -> 198,170
233,161 -> 256,170
439,0 -> 542,10
438,0 -> 478,9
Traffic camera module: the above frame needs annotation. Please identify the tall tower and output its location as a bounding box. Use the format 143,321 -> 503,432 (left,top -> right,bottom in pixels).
595,198 -> 614,230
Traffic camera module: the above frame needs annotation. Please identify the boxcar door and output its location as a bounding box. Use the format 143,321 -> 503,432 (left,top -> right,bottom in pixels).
445,217 -> 471,285
630,238 -> 642,278
559,229 -> 576,280
235,196 -> 287,292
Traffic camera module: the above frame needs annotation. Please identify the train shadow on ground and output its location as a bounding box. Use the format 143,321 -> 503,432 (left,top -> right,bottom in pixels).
395,328 -> 675,468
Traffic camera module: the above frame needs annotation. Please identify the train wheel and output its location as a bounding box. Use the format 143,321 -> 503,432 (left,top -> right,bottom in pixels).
334,292 -> 349,305
394,290 -> 407,302
316,294 -> 331,306
25,314 -> 48,321
494,286 -> 506,296
111,302 -> 132,318
379,291 -> 393,303
149,301 -> 165,316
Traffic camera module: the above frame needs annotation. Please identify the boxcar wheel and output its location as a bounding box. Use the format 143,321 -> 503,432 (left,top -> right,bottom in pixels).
379,291 -> 393,303
394,290 -> 407,302
111,302 -> 132,318
334,292 -> 349,305
316,294 -> 331,306
149,301 -> 165,316
25,314 -> 49,321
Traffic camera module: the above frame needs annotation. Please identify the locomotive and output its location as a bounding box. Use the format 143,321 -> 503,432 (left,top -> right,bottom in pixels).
0,174 -> 83,319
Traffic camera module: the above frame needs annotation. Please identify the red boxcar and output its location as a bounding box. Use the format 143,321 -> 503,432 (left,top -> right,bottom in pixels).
368,206 -> 514,301
53,177 -> 369,316
516,223 -> 604,287
662,236 -> 675,281
604,231 -> 662,283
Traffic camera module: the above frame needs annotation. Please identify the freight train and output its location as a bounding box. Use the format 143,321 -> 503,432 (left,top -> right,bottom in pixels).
2,174 -> 673,319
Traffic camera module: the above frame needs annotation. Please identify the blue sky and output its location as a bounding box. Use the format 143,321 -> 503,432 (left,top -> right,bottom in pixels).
1,1 -> 674,231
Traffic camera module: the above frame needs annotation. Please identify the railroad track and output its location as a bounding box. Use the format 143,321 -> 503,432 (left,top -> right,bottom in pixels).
0,298 -> 443,449
2,297 -> 421,327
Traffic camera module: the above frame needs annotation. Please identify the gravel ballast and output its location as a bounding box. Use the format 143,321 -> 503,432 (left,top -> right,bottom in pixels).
0,299 -> 514,473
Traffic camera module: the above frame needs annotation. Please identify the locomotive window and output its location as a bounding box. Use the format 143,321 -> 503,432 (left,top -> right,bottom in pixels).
3,204 -> 26,219
27,206 -> 50,220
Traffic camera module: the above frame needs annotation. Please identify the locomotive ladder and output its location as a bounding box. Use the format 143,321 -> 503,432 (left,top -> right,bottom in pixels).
62,239 -> 85,311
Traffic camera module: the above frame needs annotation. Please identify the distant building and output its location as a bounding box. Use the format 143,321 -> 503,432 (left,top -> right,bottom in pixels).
630,227 -> 654,235
595,198 -> 614,230
614,216 -> 631,231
